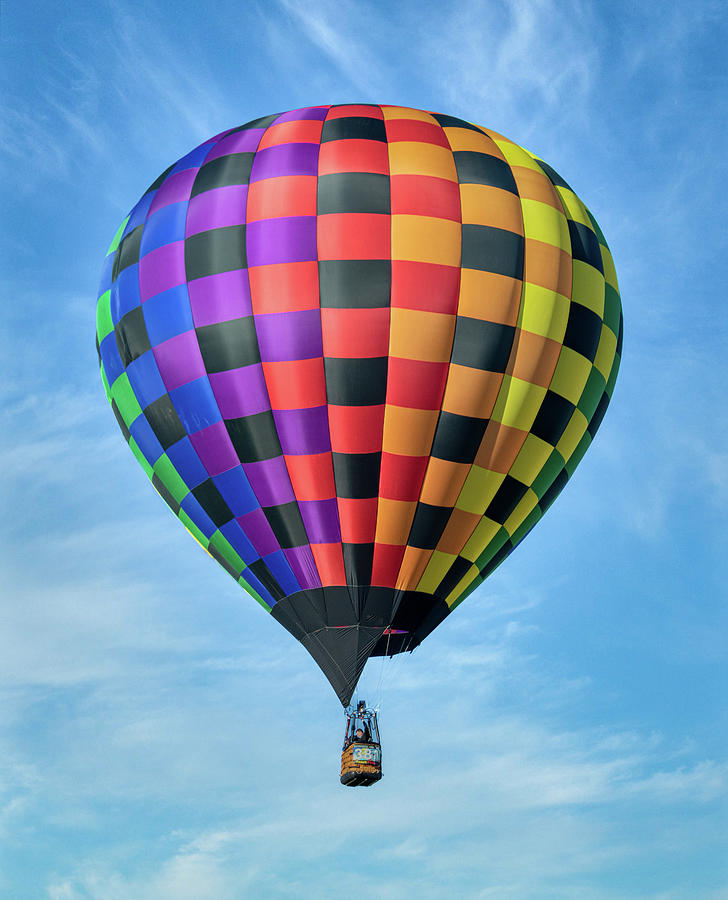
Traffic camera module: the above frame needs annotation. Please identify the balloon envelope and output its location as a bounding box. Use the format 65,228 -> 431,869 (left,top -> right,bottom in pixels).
96,104 -> 622,705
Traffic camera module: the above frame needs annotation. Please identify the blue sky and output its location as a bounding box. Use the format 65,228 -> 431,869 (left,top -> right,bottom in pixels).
1,1 -> 727,897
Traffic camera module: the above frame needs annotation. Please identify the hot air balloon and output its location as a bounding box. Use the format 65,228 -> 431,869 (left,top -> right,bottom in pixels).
96,104 -> 622,722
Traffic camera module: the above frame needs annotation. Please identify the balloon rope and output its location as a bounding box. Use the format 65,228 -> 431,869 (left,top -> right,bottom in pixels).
374,628 -> 393,710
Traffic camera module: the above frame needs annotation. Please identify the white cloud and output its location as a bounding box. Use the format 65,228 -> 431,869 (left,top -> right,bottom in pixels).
39,700 -> 728,898
0,6 -> 239,203
274,0 -> 392,98
105,12 -> 232,146
266,0 -> 601,144
427,0 -> 597,134
0,542 -> 721,899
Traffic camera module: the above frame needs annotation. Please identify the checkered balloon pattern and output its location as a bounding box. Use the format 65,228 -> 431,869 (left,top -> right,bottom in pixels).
97,105 -> 623,705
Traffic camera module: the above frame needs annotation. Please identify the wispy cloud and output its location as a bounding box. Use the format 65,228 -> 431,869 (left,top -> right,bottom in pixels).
2,507 -> 724,899
39,698 -> 728,898
273,0 -> 393,98
422,0 -> 598,136
105,11 -> 233,146
267,0 -> 600,141
0,6 -> 238,202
